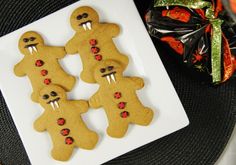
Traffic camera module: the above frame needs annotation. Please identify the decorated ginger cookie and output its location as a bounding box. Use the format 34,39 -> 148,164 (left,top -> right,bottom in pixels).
34,85 -> 99,161
89,60 -> 154,138
65,6 -> 129,83
14,31 -> 76,102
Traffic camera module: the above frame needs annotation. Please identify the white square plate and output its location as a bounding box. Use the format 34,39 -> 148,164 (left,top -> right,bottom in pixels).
0,0 -> 189,164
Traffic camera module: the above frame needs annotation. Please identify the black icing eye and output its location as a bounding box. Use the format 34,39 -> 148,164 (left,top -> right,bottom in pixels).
42,94 -> 49,100
82,13 -> 88,18
107,66 -> 114,71
29,37 -> 36,41
50,91 -> 57,97
23,38 -> 29,43
100,68 -> 106,73
76,15 -> 82,20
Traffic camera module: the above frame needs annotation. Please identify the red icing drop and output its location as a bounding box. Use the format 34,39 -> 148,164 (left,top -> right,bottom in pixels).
120,111 -> 129,118
41,69 -> 48,76
95,55 -> 102,61
114,92 -> 122,99
35,60 -> 44,67
65,137 -> 74,145
91,47 -> 100,54
44,78 -> 51,85
118,102 -> 126,109
89,39 -> 97,46
57,118 -> 66,126
60,128 -> 70,136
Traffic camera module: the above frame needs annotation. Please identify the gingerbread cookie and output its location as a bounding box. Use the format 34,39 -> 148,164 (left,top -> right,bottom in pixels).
14,31 -> 76,102
89,60 -> 154,138
65,6 -> 129,83
34,85 -> 99,161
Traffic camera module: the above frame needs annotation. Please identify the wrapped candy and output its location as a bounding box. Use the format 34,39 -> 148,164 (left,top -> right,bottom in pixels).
145,0 -> 236,84
222,0 -> 236,22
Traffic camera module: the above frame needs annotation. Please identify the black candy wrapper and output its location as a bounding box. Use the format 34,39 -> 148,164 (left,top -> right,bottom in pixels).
222,0 -> 236,22
145,0 -> 236,84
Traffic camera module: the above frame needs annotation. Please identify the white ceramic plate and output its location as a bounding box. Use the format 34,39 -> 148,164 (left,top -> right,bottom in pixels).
0,0 -> 189,164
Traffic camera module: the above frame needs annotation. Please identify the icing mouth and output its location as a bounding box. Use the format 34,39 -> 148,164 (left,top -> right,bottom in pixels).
79,20 -> 92,30
102,72 -> 116,84
47,97 -> 60,110
24,43 -> 38,55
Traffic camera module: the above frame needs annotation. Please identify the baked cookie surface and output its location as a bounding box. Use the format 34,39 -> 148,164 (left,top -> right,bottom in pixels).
34,85 -> 98,161
14,31 -> 76,102
66,6 -> 129,83
89,60 -> 154,138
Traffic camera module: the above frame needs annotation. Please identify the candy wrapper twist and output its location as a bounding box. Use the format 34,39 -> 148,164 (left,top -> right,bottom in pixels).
146,0 -> 236,84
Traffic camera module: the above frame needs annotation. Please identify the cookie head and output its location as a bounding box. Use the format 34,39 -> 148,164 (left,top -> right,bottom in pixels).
70,6 -> 99,31
19,31 -> 44,55
94,60 -> 124,85
38,85 -> 67,111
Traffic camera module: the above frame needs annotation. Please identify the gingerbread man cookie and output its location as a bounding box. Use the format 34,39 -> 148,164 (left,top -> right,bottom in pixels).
34,85 -> 99,161
65,6 -> 129,83
14,31 -> 76,102
89,60 -> 154,138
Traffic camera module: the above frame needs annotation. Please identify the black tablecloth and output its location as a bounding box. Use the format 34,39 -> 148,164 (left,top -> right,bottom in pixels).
0,0 -> 235,165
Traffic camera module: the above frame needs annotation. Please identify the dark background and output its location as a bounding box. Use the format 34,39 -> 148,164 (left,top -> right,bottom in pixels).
0,0 -> 236,165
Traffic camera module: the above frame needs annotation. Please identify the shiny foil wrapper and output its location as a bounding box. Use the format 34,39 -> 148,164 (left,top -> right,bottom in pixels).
146,0 -> 236,84
222,0 -> 236,22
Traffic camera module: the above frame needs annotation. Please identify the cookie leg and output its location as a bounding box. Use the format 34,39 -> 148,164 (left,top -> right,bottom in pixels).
65,75 -> 76,91
80,69 -> 96,83
75,130 -> 99,150
106,119 -> 129,138
51,144 -> 74,161
132,107 -> 154,126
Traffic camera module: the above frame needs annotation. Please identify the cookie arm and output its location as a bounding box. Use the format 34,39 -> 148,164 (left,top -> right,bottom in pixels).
106,23 -> 120,37
46,46 -> 66,59
89,91 -> 102,109
129,77 -> 144,90
70,100 -> 89,114
14,61 -> 26,77
34,114 -> 47,132
65,36 -> 78,54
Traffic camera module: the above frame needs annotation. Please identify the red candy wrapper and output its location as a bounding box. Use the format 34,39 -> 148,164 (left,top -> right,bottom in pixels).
146,0 -> 236,84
